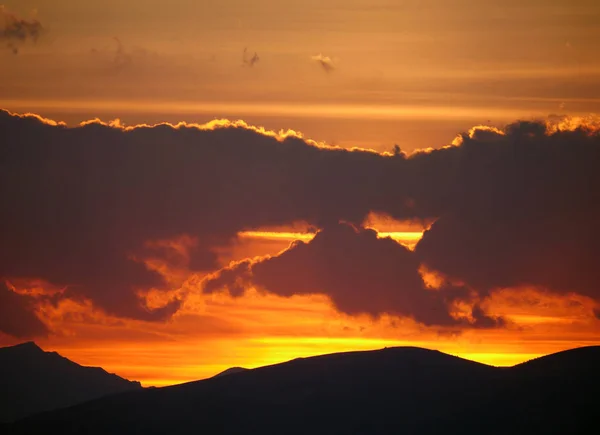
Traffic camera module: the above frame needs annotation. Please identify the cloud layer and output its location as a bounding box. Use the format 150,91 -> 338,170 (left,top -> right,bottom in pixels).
0,110 -> 599,337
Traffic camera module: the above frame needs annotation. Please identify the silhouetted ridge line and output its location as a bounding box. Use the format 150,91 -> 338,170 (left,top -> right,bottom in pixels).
5,346 -> 600,434
0,341 -> 43,354
0,342 -> 142,423
212,367 -> 248,378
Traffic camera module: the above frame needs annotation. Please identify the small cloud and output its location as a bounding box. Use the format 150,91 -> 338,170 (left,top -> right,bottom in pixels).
243,47 -> 259,67
311,53 -> 336,72
0,6 -> 44,54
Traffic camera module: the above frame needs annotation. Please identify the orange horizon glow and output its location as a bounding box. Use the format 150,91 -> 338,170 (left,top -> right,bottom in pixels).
12,296 -> 599,388
0,98 -> 585,123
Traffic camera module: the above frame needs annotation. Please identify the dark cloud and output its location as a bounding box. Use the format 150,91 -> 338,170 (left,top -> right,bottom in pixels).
0,110 -> 395,323
414,122 -> 600,301
311,54 -> 335,72
243,48 -> 259,67
204,223 -> 502,328
0,282 -> 48,338
470,304 -> 506,329
203,260 -> 253,298
0,7 -> 43,54
1,109 -> 599,331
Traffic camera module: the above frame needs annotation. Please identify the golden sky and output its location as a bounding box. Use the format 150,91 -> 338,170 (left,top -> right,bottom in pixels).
1,1 -> 600,387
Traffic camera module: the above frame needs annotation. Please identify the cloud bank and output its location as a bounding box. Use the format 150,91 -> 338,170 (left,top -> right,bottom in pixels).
0,109 -> 599,337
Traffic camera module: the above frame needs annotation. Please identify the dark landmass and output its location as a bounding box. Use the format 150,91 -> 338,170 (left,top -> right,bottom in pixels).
5,345 -> 600,434
0,342 -> 142,422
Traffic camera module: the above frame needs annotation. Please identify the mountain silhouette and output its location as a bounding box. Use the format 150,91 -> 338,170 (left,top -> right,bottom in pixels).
0,342 -> 142,422
212,366 -> 248,378
5,346 -> 599,434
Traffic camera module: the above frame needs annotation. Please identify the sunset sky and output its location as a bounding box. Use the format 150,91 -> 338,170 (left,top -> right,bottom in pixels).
1,0 -> 600,387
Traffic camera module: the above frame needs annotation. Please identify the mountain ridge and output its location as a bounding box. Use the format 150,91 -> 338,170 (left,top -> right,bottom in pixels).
0,342 -> 142,423
6,344 -> 598,434
212,366 -> 249,378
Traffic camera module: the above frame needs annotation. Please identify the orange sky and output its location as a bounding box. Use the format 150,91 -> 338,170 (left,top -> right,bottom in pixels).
1,1 -> 600,387
2,0 -> 600,150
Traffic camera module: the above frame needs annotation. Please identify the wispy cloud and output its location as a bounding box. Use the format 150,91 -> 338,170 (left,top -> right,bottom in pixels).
0,6 -> 43,54
112,37 -> 133,70
90,37 -> 151,74
311,53 -> 336,72
243,47 -> 259,67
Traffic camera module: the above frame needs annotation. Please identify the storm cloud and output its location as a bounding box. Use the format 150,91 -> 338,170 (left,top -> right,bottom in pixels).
0,109 -> 599,337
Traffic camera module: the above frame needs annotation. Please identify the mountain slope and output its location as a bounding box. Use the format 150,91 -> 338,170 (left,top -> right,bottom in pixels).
476,345 -> 600,435
6,346 -> 600,434
212,366 -> 248,378
0,342 -> 142,422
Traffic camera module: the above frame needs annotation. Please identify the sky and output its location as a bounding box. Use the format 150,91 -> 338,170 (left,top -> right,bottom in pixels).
1,1 -> 600,386
2,0 -> 600,150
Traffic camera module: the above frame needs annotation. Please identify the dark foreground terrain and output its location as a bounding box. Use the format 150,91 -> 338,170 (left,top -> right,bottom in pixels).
5,345 -> 599,434
0,342 -> 141,422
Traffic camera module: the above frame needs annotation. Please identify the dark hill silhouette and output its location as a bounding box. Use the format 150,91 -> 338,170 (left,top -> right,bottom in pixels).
0,342 -> 142,422
212,366 -> 248,378
514,344 -> 600,373
5,346 -> 600,434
